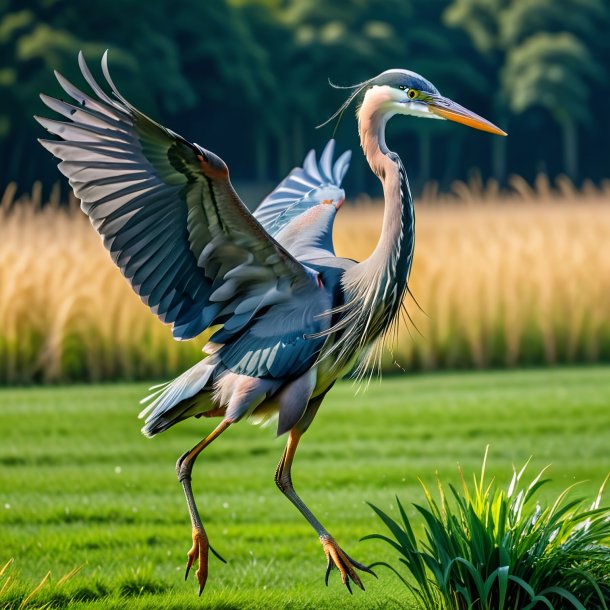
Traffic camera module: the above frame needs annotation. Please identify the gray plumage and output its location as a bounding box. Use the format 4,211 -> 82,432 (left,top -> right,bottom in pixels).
37,53 -> 504,594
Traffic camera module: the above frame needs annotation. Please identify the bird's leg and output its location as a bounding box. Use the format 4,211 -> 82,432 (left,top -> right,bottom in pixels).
274,428 -> 375,593
176,418 -> 232,595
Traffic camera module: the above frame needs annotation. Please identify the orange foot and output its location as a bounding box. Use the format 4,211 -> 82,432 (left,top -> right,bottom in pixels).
185,528 -> 209,595
321,536 -> 376,593
184,529 -> 226,595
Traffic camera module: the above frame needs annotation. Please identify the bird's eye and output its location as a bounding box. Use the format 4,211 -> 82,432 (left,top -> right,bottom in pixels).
408,89 -> 417,99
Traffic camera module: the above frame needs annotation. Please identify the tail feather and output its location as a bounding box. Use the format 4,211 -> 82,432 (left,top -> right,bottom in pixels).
139,358 -> 218,437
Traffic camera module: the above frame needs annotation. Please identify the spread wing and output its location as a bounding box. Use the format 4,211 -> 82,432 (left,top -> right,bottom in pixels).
254,140 -> 351,260
36,51 -> 325,348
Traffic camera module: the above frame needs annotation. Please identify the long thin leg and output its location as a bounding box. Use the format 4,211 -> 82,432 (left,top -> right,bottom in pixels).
274,428 -> 375,593
176,418 -> 232,595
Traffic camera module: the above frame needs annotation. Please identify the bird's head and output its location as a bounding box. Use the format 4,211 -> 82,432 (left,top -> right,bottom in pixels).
321,69 -> 506,137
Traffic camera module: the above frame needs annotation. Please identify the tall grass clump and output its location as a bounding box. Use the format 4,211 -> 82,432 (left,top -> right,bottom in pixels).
1,174 -> 609,382
366,449 -> 610,610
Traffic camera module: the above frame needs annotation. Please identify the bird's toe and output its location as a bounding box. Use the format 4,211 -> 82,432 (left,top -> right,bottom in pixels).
321,536 -> 370,592
184,528 -> 209,595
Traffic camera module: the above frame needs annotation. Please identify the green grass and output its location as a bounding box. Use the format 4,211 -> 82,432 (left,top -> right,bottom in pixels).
1,367 -> 609,609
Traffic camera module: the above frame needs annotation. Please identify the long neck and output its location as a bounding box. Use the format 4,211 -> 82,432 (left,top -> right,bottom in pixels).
350,88 -> 415,330
319,88 -> 416,373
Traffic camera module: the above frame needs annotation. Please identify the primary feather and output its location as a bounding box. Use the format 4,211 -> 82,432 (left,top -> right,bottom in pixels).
254,140 -> 350,234
36,53 -> 356,436
37,51 -> 324,347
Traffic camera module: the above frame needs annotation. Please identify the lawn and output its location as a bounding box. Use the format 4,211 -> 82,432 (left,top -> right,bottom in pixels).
1,367 -> 609,609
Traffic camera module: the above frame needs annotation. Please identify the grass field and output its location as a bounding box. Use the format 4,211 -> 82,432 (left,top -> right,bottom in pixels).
1,367 -> 609,609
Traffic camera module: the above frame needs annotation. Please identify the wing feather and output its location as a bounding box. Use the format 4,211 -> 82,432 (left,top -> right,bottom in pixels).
37,52 -> 328,367
253,140 -> 351,260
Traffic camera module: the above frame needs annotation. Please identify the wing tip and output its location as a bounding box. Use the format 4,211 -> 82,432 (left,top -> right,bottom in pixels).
319,139 -> 336,182
37,137 -> 55,152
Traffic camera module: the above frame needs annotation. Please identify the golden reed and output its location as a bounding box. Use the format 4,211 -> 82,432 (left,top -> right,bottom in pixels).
1,175 -> 609,382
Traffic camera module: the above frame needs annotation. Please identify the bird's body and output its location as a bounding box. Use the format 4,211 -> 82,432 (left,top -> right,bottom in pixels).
37,54 -> 505,594
134,142 -> 369,438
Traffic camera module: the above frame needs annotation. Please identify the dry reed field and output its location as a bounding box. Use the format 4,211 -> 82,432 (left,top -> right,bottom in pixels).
1,176 -> 609,383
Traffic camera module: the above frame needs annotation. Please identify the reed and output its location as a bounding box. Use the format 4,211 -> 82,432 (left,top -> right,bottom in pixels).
335,175 -> 610,373
0,175 -> 608,383
0,182 -> 208,383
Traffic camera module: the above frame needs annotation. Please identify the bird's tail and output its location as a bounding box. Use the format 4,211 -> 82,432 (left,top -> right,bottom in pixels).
138,357 -> 218,437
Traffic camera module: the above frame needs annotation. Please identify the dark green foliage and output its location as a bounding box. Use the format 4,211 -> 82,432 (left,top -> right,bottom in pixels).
366,450 -> 610,609
2,0 -> 610,193
445,0 -> 610,180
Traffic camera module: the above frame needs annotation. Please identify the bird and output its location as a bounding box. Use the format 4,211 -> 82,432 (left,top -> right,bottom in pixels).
36,52 -> 506,595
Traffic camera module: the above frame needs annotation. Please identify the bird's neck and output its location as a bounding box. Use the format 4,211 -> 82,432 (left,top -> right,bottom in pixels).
358,89 -> 413,271
317,89 -> 415,376
346,89 -> 415,338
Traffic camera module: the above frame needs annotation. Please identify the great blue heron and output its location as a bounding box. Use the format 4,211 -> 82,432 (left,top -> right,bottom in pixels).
36,52 -> 505,595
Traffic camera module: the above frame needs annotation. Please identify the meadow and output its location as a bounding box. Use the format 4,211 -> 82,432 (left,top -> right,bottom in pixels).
1,367 -> 609,609
1,176 -> 609,383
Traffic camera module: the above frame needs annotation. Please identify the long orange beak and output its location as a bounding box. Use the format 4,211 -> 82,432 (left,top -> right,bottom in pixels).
428,95 -> 507,136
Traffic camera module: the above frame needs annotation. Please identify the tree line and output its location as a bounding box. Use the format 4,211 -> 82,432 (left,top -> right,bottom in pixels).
2,0 -> 609,200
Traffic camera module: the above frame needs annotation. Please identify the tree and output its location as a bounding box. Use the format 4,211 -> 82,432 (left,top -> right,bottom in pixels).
2,0 -> 610,193
0,0 -> 195,190
502,32 -> 604,179
500,0 -> 606,180
445,0 -> 608,181
278,0 -> 488,191
445,0 -> 511,182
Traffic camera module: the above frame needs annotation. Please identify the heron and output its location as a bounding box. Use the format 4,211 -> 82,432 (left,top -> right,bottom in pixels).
36,52 -> 506,595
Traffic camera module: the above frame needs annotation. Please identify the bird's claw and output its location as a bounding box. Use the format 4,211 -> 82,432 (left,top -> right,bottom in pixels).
209,543 -> 227,564
184,528 -> 209,595
321,536 -> 375,593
